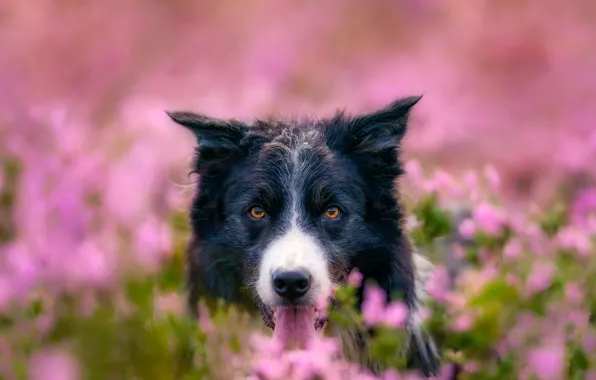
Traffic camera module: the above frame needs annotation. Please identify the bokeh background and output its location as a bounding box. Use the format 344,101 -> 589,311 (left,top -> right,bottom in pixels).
2,1 -> 596,378
3,0 -> 596,206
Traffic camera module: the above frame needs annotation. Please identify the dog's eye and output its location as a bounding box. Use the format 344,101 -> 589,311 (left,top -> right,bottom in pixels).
249,206 -> 266,220
324,206 -> 341,219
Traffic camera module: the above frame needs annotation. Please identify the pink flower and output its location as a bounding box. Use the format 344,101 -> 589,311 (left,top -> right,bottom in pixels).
286,350 -> 325,379
347,269 -> 364,288
509,214 -> 530,235
4,243 -> 39,295
382,369 -> 402,380
587,216 -> 596,233
36,315 -> 55,334
452,313 -> 474,332
354,374 -> 379,380
505,273 -> 519,286
362,284 -> 387,326
307,337 -> 339,357
134,217 -> 173,272
568,310 -> 589,330
431,169 -> 462,196
565,283 -> 583,304
526,227 -> 552,256
525,261 -> 556,295
425,266 -> 451,302
251,335 -> 284,357
72,240 -> 114,288
104,145 -> 159,226
582,333 -> 596,352
29,350 -> 79,380
383,301 -> 408,328
472,202 -> 506,236
483,165 -> 501,192
527,345 -> 565,380
463,171 -> 480,200
254,356 -> 287,379
198,304 -> 214,334
316,293 -> 330,314
571,187 -> 596,225
556,226 -> 590,257
503,239 -> 523,259
404,160 -> 424,188
458,218 -> 476,239
0,275 -> 14,312
452,243 -> 465,259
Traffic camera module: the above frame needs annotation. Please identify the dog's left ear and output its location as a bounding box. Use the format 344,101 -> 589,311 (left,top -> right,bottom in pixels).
166,111 -> 247,169
347,95 -> 422,153
326,96 -> 421,177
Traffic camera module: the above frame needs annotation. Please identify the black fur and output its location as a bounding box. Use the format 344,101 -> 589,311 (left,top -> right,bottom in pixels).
167,96 -> 440,377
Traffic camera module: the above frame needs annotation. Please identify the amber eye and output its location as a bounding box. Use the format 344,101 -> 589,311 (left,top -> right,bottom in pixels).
324,206 -> 341,219
249,206 -> 266,220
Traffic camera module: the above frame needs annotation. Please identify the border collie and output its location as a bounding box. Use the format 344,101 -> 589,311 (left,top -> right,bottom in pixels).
167,96 -> 440,377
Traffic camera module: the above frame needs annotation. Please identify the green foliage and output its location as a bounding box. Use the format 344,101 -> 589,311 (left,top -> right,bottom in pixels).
0,157 -> 20,243
2,182 -> 595,379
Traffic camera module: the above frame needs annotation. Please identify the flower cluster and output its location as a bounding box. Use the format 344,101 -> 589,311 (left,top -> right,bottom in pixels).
1,140 -> 594,378
1,1 -> 596,376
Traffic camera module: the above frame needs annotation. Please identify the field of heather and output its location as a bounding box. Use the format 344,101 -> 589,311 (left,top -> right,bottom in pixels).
1,1 -> 595,379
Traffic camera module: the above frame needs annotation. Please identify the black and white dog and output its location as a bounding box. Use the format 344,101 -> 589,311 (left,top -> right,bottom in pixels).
167,96 -> 440,377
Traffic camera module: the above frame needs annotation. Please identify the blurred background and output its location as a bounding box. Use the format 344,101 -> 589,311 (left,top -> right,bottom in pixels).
2,0 -> 596,211
1,2 -> 596,377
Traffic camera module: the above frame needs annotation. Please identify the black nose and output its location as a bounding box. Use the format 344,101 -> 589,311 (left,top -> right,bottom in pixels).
272,270 -> 311,299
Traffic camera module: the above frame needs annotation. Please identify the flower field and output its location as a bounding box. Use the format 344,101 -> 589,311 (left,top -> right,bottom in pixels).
1,1 -> 595,379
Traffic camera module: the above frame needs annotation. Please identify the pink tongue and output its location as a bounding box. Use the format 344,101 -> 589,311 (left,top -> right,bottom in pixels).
272,307 -> 317,349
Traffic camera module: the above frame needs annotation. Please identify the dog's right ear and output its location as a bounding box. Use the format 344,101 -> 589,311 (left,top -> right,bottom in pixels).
166,111 -> 248,168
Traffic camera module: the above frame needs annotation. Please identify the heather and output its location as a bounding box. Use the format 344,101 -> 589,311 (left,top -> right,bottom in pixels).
1,0 -> 596,379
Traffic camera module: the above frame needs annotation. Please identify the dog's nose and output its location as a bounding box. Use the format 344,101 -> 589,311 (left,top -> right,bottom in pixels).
272,270 -> 311,299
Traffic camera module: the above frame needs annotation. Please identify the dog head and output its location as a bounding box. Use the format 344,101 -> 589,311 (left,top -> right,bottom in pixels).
168,96 -> 421,340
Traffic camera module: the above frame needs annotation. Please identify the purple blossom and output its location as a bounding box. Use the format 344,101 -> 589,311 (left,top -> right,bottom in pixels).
425,266 -> 451,302
29,350 -> 79,380
525,261 -> 556,295
483,165 -> 501,192
347,269 -> 364,288
556,226 -> 591,257
472,202 -> 506,236
565,283 -> 583,304
0,276 -> 12,312
451,313 -> 474,332
383,302 -> 409,328
362,284 -> 387,326
571,187 -> 596,225
458,218 -> 476,239
527,344 -> 565,380
134,217 -> 173,272
503,238 -> 523,259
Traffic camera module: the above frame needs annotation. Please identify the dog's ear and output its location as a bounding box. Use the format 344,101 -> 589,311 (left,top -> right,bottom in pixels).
166,111 -> 247,168
326,96 -> 421,178
347,95 -> 421,153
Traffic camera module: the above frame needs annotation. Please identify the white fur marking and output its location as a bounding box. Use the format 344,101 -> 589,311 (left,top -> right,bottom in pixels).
257,226 -> 331,305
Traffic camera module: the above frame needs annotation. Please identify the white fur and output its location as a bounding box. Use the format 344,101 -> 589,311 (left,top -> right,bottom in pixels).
257,226 -> 331,305
409,251 -> 439,375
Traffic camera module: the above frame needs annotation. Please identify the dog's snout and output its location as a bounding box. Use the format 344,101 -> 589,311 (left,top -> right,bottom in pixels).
272,270 -> 311,299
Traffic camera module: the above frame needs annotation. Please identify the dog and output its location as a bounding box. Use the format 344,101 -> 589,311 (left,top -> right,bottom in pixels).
167,96 -> 440,377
